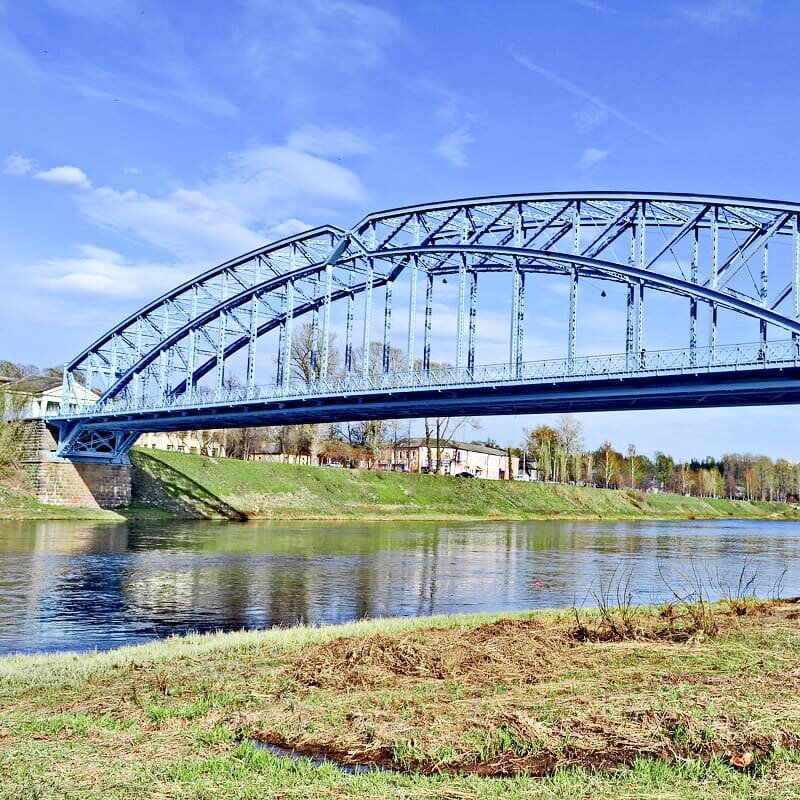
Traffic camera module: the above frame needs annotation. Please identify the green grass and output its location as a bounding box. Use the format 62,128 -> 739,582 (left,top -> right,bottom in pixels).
1,604 -> 799,798
130,448 -> 800,522
3,447 -> 798,521
0,482 -> 122,520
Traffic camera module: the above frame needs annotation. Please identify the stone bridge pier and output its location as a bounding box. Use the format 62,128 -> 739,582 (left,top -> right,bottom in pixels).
20,419 -> 131,509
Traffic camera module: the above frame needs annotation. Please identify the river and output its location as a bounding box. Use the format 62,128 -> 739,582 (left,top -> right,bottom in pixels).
1,517 -> 798,655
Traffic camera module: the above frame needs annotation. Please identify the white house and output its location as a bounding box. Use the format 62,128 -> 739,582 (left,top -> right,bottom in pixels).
387,437 -> 519,480
0,375 -> 99,420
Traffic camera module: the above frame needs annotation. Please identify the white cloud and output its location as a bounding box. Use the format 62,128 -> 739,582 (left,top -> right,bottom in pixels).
573,103 -> 609,132
267,218 -> 312,239
575,0 -> 616,12
674,0 -> 761,29
434,126 -> 475,168
82,185 -> 265,262
240,0 -> 403,79
286,125 -> 373,157
29,244 -> 194,299
215,145 -> 366,213
3,153 -> 35,176
34,165 -> 91,189
15,137 -> 368,279
577,147 -> 611,169
511,49 -> 669,147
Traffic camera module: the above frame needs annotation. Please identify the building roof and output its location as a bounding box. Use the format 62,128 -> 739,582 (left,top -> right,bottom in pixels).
2,375 -> 62,394
394,437 -> 511,457
1,375 -> 99,398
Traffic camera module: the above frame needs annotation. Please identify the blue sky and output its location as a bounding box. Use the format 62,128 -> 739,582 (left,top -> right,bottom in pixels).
1,0 -> 799,459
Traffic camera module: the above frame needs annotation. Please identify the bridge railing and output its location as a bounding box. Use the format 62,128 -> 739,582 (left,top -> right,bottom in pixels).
55,338 -> 800,418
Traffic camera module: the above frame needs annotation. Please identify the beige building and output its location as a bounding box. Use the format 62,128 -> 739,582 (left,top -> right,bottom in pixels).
388,438 -> 519,480
137,430 -> 226,457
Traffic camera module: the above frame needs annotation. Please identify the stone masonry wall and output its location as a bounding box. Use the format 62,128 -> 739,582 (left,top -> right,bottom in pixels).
19,419 -> 131,508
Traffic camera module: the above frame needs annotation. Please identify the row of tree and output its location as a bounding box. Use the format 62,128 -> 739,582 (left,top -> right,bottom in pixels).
523,416 -> 800,501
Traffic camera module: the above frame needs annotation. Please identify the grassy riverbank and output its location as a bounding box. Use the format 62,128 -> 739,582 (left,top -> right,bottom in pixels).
2,601 -> 800,798
2,448 -> 799,521
130,448 -> 800,521
0,483 -> 122,521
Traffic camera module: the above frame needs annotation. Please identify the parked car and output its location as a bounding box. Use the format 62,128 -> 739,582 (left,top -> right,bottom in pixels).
514,473 -> 531,481
454,471 -> 475,478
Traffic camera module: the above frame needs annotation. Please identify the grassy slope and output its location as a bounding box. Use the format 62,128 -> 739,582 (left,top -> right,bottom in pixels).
0,482 -> 122,521
132,448 -> 800,521
1,604 -> 799,799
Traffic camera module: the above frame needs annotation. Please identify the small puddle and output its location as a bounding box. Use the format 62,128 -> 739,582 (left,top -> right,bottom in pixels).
249,738 -> 379,774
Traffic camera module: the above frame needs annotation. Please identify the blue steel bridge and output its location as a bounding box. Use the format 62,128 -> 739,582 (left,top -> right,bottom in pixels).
49,192 -> 800,464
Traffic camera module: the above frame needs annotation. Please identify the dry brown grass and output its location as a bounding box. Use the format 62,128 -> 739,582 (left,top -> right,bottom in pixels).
246,601 -> 800,777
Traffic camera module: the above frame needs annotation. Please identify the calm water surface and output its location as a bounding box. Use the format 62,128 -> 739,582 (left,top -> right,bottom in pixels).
1,517 -> 799,655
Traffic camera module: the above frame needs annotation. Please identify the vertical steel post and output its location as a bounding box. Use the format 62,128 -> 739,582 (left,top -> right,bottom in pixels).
760,244 -> 768,345
689,226 -> 698,365
456,256 -> 467,371
382,279 -> 393,373
636,202 -> 646,368
568,269 -> 578,372
276,320 -> 284,386
509,213 -> 523,375
158,305 -> 170,401
468,269 -> 477,372
626,209 -> 637,370
569,200 -> 580,372
110,335 -> 119,388
710,302 -> 717,360
215,272 -> 227,401
132,318 -> 144,405
310,288 -> 319,383
362,259 -> 373,386
185,287 -> 198,400
709,206 -> 719,356
423,270 -> 433,371
509,263 -> 520,374
321,263 -> 333,380
794,215 -> 800,355
215,312 -> 227,401
282,280 -> 294,391
247,261 -> 261,397
710,206 -> 719,289
407,257 -> 418,370
85,356 -> 95,406
637,282 -> 645,368
344,282 -> 354,374
625,285 -> 635,370
60,364 -> 69,412
516,271 -> 526,377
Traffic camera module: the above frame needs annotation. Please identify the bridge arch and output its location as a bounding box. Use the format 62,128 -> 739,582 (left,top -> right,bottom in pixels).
54,193 -> 800,461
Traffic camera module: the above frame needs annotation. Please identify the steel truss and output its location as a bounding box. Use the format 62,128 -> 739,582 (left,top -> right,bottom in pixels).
52,193 -> 800,462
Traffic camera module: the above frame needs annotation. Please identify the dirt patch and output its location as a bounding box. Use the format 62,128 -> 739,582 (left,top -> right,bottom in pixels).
285,618 -> 568,690
255,605 -> 800,777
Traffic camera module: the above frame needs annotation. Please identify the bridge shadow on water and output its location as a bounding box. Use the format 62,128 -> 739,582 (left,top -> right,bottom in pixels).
131,450 -> 247,520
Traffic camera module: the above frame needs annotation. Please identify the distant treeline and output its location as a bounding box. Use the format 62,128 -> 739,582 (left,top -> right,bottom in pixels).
524,417 -> 799,502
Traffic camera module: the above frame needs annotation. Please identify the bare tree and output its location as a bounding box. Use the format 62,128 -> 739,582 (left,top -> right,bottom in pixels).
284,322 -> 342,464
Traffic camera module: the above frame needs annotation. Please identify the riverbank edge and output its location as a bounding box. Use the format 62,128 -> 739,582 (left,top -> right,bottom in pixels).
2,503 -> 798,523
3,448 -> 799,522
2,600 -> 800,799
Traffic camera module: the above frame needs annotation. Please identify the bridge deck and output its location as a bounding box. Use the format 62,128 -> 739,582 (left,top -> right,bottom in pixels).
49,340 -> 800,433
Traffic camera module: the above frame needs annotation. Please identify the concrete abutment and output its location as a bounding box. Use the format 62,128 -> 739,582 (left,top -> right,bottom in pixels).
19,419 -> 131,509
